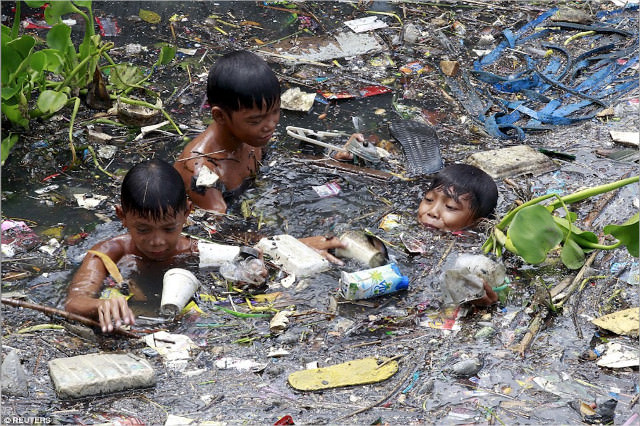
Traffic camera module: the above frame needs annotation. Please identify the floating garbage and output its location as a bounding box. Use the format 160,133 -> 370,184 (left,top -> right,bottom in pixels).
144,331 -> 198,371
312,181 -> 341,198
466,145 -> 558,179
441,254 -> 506,305
48,353 -> 156,399
344,16 -> 388,33
591,307 -> 639,336
199,241 -> 241,268
335,230 -> 388,267
256,234 -> 330,277
288,357 -> 398,391
160,268 -> 200,316
389,120 -> 443,177
280,87 -> 316,112
73,193 -> 108,209
340,263 -> 409,300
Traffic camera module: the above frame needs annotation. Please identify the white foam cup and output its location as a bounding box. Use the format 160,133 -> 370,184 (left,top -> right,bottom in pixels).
160,268 -> 200,316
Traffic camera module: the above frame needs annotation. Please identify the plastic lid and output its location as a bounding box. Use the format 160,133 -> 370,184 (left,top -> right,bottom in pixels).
396,275 -> 409,291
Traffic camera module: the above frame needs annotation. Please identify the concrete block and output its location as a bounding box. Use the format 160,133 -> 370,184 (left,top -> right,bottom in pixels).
49,353 -> 156,399
466,145 -> 557,179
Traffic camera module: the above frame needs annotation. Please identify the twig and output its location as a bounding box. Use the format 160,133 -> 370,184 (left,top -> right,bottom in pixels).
376,354 -> 403,369
338,363 -> 416,420
436,239 -> 455,269
1,298 -> 140,339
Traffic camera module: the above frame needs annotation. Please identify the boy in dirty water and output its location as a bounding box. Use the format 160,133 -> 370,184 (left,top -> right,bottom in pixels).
417,164 -> 499,306
174,50 -> 280,214
66,159 -> 345,333
66,159 -> 196,333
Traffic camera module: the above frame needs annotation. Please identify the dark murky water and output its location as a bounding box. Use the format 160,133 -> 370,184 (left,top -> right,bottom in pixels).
2,1 -> 638,424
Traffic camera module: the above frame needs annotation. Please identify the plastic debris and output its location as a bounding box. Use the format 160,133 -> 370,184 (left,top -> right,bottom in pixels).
73,193 -> 108,209
591,307 -> 639,336
288,357 -> 398,391
280,87 -> 316,112
1,220 -> 40,256
165,414 -> 195,426
139,9 -> 161,24
95,17 -> 120,37
312,181 -> 341,198
344,16 -> 388,33
214,357 -> 267,372
596,342 -> 640,368
441,254 -> 506,306
335,230 -> 388,267
379,213 -> 402,230
38,238 -> 61,256
389,120 -> 443,177
274,415 -> 295,425
340,263 -> 409,300
450,357 -> 483,377
144,331 -> 198,371
256,234 -> 330,277
609,130 -> 639,147
269,310 -> 292,334
195,166 -> 220,188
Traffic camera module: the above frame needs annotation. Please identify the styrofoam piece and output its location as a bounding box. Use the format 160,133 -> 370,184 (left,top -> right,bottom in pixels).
198,241 -> 240,268
466,145 -> 557,179
160,268 -> 200,316
256,234 -> 330,277
48,353 -> 156,399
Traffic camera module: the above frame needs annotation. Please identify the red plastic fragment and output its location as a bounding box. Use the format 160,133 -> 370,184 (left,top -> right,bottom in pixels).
274,415 -> 294,425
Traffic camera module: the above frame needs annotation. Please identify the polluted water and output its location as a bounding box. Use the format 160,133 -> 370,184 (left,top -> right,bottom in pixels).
1,1 -> 638,424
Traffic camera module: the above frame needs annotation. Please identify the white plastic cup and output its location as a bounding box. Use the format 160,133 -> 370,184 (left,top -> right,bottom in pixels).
160,268 -> 200,316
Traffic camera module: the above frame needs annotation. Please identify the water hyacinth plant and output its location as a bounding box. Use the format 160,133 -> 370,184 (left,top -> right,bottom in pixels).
483,176 -> 639,269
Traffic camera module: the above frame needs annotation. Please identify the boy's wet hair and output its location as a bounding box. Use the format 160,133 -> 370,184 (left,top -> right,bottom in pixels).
207,50 -> 280,113
427,164 -> 498,219
121,159 -> 188,220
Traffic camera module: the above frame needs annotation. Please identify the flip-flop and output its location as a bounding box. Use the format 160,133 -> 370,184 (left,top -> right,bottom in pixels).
389,120 -> 444,177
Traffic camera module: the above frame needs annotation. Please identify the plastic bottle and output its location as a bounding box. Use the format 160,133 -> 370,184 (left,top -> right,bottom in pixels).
340,263 -> 409,300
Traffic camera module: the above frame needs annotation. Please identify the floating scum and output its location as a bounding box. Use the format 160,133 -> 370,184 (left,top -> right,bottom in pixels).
447,5 -> 639,140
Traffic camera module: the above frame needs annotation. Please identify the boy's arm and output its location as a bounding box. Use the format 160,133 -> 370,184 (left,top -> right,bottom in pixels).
65,237 -> 135,333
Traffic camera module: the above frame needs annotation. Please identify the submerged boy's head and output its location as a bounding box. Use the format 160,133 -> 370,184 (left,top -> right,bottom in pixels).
417,164 -> 498,232
121,159 -> 188,219
118,159 -> 191,261
207,50 -> 280,114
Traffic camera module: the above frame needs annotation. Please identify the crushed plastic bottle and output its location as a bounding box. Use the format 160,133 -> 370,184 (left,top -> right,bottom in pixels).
340,263 -> 409,300
219,247 -> 267,286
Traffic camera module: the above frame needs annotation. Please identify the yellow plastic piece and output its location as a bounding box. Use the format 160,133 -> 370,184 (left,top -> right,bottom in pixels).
88,250 -> 123,284
288,357 -> 398,391
591,307 -> 639,336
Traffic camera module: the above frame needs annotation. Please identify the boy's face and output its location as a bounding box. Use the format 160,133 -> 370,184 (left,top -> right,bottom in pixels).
417,187 -> 476,232
223,102 -> 280,147
116,206 -> 190,261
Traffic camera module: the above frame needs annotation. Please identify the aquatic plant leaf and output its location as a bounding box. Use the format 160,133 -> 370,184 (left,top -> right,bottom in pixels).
44,1 -> 78,24
88,250 -> 124,283
156,45 -> 176,66
37,90 -> 68,114
1,103 -> 29,128
507,205 -> 563,264
32,49 -> 64,73
1,134 -> 19,165
110,64 -> 145,90
553,216 -> 599,247
73,1 -> 93,8
139,9 -> 161,24
561,237 -> 585,270
23,1 -> 47,8
46,23 -> 73,54
604,213 -> 639,257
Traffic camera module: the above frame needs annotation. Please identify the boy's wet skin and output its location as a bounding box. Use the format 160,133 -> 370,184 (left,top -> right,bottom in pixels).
417,188 -> 476,232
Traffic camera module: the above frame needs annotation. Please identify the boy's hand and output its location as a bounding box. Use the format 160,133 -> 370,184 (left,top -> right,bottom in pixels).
97,296 -> 135,333
470,281 -> 498,307
299,235 -> 346,266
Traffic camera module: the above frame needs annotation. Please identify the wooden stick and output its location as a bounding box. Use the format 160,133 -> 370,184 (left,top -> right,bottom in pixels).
1,298 -> 140,339
583,171 -> 631,228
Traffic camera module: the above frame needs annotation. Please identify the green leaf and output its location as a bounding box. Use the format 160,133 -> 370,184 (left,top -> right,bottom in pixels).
1,84 -> 22,101
46,23 -> 74,53
1,24 -> 13,43
139,9 -> 161,24
561,237 -> 586,269
1,102 -> 29,128
37,90 -> 68,113
1,133 -> 19,165
110,64 -> 145,90
44,1 -> 79,24
553,215 -> 599,247
24,1 -> 47,7
156,45 -> 176,66
7,35 -> 36,61
604,213 -> 639,257
29,50 -> 48,72
36,49 -> 65,72
507,204 -> 564,264
73,0 -> 94,8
